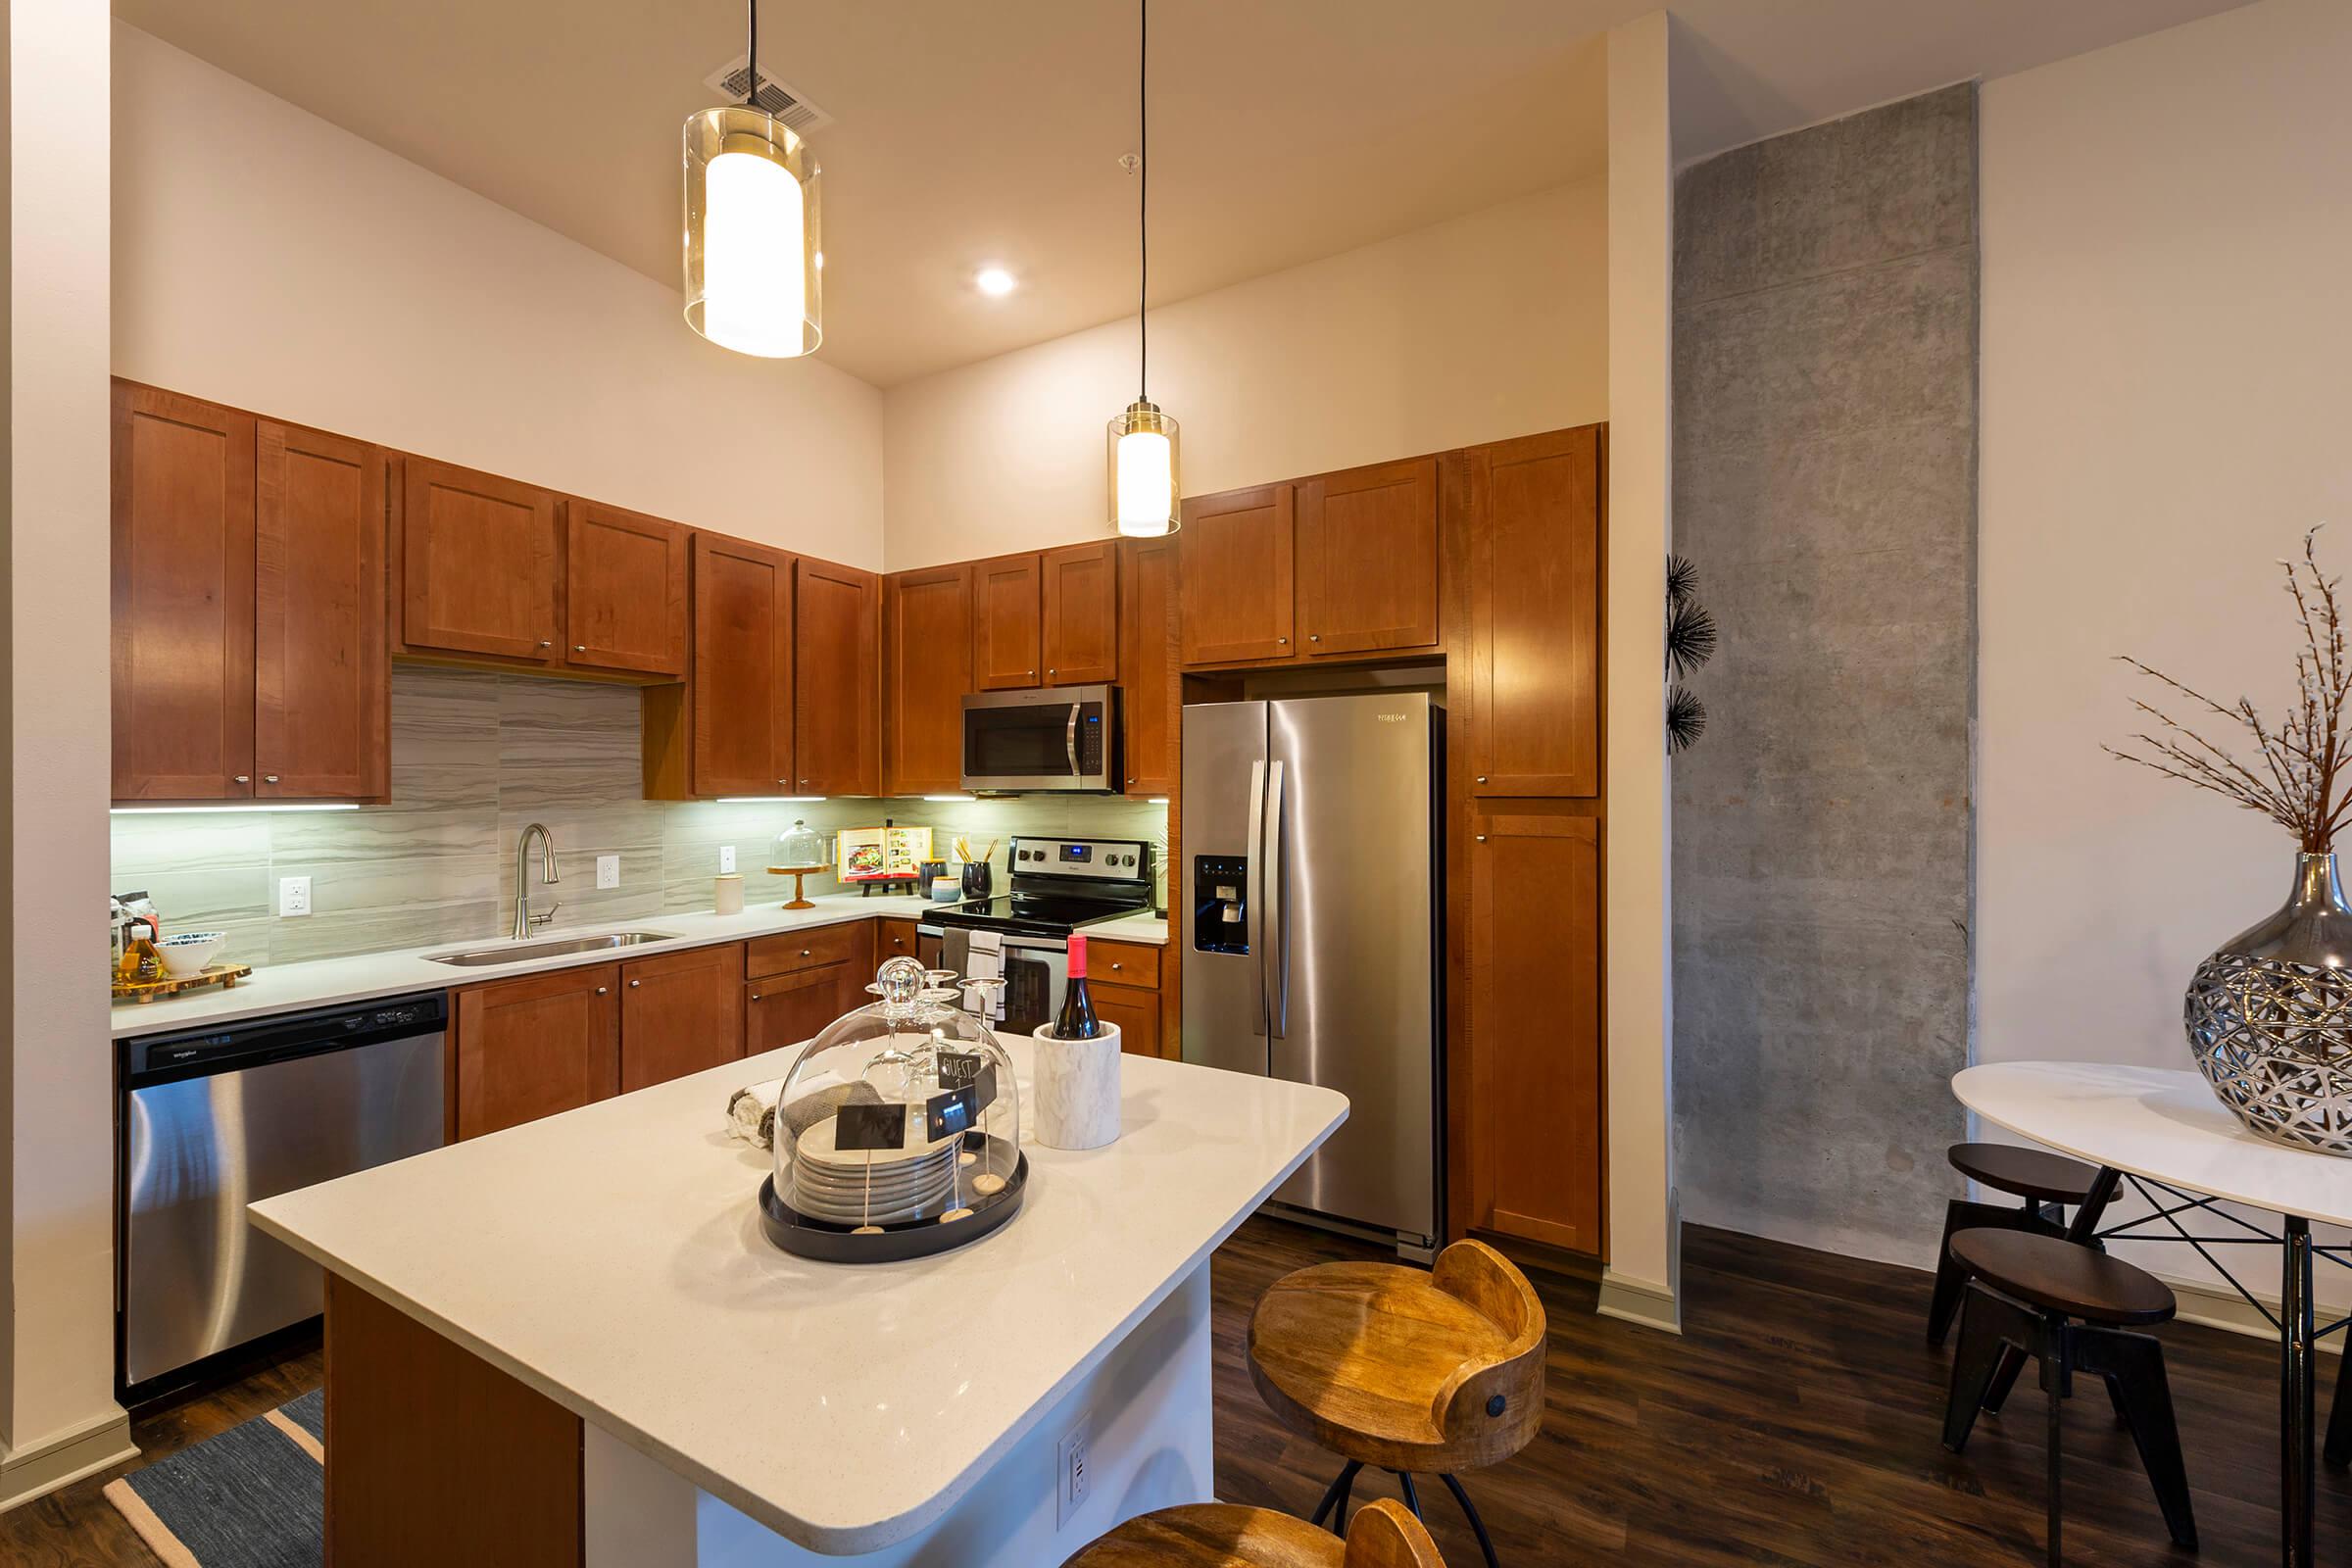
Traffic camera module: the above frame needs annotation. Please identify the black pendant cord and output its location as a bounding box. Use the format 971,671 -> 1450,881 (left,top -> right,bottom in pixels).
1137,0 -> 1149,403
746,0 -> 759,107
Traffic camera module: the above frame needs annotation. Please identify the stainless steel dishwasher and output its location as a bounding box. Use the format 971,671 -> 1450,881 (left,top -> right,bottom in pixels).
118,993 -> 446,1399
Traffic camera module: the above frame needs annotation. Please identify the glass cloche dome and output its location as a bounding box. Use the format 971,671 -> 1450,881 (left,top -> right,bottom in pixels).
760,956 -> 1026,1261
771,818 -> 828,870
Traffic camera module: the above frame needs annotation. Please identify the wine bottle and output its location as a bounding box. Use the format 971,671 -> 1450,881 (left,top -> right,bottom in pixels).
1055,934 -> 1102,1039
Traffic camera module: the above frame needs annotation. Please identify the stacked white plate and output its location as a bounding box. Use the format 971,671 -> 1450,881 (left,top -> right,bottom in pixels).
791,1110 -> 959,1225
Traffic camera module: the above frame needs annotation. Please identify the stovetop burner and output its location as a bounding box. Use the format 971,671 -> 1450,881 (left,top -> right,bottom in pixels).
924,891 -> 1150,939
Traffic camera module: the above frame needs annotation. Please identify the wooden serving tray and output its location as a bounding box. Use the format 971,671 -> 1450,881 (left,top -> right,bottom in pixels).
112,962 -> 253,1004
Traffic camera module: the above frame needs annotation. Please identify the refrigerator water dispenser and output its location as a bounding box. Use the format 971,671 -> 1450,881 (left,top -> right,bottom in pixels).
1192,855 -> 1250,955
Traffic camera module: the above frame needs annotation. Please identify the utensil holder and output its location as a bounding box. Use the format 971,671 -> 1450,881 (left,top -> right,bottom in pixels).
960,860 -> 994,900
1032,1022 -> 1121,1151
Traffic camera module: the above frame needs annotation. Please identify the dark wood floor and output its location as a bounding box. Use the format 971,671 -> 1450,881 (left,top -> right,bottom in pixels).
5,1219 -> 2340,1565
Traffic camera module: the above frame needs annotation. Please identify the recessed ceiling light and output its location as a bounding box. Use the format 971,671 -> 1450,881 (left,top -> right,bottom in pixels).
974,267 -> 1017,297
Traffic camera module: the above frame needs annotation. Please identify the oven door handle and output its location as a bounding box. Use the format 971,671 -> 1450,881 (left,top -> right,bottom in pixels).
1065,703 -> 1082,779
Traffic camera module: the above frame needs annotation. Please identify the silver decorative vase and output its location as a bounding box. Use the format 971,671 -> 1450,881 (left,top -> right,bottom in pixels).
2187,852 -> 2352,1155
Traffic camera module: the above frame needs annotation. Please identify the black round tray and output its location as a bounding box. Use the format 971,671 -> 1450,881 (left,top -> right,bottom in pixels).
760,1145 -> 1028,1264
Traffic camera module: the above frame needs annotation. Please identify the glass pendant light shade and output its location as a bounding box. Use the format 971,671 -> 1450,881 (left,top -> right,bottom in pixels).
1107,399 -> 1180,536
683,106 -> 822,359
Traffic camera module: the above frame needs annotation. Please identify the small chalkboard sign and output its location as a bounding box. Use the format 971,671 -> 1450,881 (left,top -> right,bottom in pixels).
937,1052 -> 998,1109
833,1102 -> 907,1152
925,1085 -> 979,1144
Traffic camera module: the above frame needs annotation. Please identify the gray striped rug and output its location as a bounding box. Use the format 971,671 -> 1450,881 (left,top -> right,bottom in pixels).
104,1389 -> 324,1567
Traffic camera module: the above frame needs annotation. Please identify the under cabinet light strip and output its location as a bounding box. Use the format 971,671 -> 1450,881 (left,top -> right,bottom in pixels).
111,804 -> 362,815
715,796 -> 828,804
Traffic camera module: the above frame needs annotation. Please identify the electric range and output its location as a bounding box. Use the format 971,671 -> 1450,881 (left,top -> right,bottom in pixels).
919,836 -> 1153,1031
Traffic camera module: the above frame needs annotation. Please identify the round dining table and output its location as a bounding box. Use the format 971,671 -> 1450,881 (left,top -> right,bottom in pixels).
1955,1060 -> 2352,1568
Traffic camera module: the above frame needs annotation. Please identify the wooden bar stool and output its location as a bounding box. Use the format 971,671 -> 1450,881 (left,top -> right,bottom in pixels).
1247,1240 -> 1544,1568
1929,1142 -> 2108,1346
1942,1230 -> 2196,1565
1060,1499 -> 1444,1568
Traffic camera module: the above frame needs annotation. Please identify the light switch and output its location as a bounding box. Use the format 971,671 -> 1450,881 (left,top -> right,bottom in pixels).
719,845 -> 737,873
596,855 -> 620,890
278,876 -> 312,917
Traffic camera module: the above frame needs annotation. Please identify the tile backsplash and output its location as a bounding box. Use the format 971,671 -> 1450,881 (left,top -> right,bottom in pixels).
112,665 -> 1168,968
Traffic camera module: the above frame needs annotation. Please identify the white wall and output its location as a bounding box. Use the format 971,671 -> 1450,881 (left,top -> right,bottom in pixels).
112,24 -> 885,567
881,179 -> 1607,569
1980,0 -> 2352,1303
1598,11 -> 1679,1335
2,0 -> 136,1497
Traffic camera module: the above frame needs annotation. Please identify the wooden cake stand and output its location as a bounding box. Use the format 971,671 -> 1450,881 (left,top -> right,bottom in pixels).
768,863 -> 829,910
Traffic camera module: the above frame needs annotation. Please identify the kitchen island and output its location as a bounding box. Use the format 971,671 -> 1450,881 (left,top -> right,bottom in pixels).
250,1034 -> 1345,1567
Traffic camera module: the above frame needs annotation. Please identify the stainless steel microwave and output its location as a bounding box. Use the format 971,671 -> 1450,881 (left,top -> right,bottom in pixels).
960,686 -> 1119,792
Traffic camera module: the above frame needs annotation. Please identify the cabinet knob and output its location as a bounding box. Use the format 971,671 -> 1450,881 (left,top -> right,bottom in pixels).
1309,634 -> 1320,643
1028,669 -> 1037,678
573,644 -> 586,653
596,985 -> 610,995
264,774 -> 280,784
749,992 -> 763,1003
1276,637 -> 1289,646
800,949 -> 812,957
233,774 -> 251,784
629,978 -> 641,988
1109,961 -> 1123,972
539,640 -> 553,649
1476,775 -> 1488,784
1476,835 -> 1488,843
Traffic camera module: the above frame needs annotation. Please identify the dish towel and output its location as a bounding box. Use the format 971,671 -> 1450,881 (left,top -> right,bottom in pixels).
964,930 -> 1004,1020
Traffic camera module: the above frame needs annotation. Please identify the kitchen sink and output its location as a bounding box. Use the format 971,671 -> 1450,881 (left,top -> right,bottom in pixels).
424,931 -> 681,967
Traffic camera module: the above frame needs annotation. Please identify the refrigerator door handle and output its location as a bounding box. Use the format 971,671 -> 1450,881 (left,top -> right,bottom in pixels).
1245,758 -> 1268,1034
1264,760 -> 1288,1038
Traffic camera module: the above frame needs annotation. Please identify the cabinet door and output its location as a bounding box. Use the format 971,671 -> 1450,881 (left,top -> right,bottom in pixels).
1298,458 -> 1439,657
1094,984 -> 1162,1058
882,564 -> 972,796
620,942 -> 745,1092
1116,537 -> 1176,796
1470,814 -> 1600,1251
255,420 -> 387,801
972,553 -> 1043,689
691,532 -> 796,797
1041,541 -> 1118,686
877,918 -> 921,963
567,500 -> 686,676
401,457 -> 560,662
795,557 -> 880,796
1469,427 -> 1600,797
454,965 -> 621,1141
111,382 -> 257,801
1178,483 -> 1295,666
747,963 -> 855,1055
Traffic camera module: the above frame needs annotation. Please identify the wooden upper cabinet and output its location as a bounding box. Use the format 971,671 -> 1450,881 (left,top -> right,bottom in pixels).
619,942 -> 746,1093
566,500 -> 687,677
1116,537 -> 1176,796
111,382 -> 258,801
794,558 -> 880,796
690,532 -> 796,797
255,420 -> 387,801
1468,427 -> 1600,797
454,965 -> 621,1142
1041,541 -> 1118,686
883,564 -> 973,797
1178,483 -> 1296,667
1298,458 -> 1440,657
401,457 -> 561,662
972,553 -> 1043,689
1470,813 -> 1600,1251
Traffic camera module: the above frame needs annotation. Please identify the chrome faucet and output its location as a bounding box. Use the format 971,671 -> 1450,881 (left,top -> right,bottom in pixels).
513,822 -> 561,939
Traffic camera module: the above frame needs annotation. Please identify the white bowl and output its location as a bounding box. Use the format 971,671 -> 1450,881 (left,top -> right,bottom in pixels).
156,931 -> 227,978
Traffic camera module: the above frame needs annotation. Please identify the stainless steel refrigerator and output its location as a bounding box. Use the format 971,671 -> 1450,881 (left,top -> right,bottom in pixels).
1182,692 -> 1442,1252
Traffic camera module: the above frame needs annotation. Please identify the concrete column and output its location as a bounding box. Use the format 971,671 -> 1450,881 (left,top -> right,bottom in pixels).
1598,11 -> 1680,1334
0,0 -> 132,1509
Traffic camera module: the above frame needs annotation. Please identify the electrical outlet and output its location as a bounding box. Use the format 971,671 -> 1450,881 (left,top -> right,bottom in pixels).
719,845 -> 737,873
1055,1416 -> 1092,1528
278,876 -> 312,917
596,855 -> 620,890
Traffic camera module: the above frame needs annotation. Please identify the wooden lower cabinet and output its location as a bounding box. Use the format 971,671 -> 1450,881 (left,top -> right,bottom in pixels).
878,917 -> 921,963
452,964 -> 621,1141
748,963 -> 862,1054
1094,984 -> 1160,1057
1468,813 -> 1601,1252
619,942 -> 746,1093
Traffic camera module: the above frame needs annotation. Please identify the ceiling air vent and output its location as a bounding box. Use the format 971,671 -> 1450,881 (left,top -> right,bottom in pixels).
702,58 -> 834,137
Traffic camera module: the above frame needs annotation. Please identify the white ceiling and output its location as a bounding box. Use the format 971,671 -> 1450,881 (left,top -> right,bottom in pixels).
115,0 -> 2249,389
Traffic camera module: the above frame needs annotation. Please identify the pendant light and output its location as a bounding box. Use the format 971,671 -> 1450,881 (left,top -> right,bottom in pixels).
683,0 -> 822,358
1107,0 -> 1180,536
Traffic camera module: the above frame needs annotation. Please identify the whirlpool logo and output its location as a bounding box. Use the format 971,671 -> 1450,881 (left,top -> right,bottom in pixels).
1376,712 -> 1410,723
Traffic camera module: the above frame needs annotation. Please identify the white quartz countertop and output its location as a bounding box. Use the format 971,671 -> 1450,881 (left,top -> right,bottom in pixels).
250,1038 -> 1344,1555
110,895 -> 1169,1039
